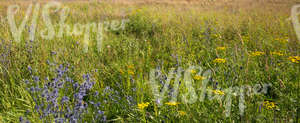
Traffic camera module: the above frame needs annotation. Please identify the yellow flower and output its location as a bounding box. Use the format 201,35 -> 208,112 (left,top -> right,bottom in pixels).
213,58 -> 226,63
250,51 -> 265,56
271,52 -> 283,56
138,102 -> 150,110
216,47 -> 226,50
275,37 -> 288,43
288,56 -> 300,63
165,102 -> 180,106
127,65 -> 134,69
128,70 -> 135,75
190,69 -> 196,74
263,101 -> 276,110
275,37 -> 289,43
193,75 -> 205,81
212,90 -> 225,95
119,69 -> 124,74
178,111 -> 187,116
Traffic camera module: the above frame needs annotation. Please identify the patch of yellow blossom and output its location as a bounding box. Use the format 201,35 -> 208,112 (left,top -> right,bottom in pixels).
165,102 -> 180,106
271,52 -> 284,56
190,69 -> 196,74
250,51 -> 265,57
193,75 -> 205,81
288,56 -> 300,63
216,47 -> 226,50
178,111 -> 187,116
119,69 -> 124,74
128,70 -> 135,75
127,64 -> 134,69
275,37 -> 289,43
212,90 -> 225,95
138,102 -> 150,110
263,101 -> 276,110
213,58 -> 226,63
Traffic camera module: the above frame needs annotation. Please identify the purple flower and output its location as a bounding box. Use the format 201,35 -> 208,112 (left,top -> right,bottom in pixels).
30,87 -> 35,92
19,116 -> 23,122
33,76 -> 39,82
94,91 -> 99,96
55,118 -> 64,123
28,66 -> 32,74
25,80 -> 29,84
61,96 -> 69,103
98,110 -> 104,115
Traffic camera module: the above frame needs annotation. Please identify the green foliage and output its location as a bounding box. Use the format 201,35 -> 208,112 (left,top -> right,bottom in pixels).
0,1 -> 299,123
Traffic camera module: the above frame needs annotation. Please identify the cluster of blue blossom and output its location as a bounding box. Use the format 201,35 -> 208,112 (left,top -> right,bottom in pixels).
22,63 -> 107,123
0,40 -> 11,70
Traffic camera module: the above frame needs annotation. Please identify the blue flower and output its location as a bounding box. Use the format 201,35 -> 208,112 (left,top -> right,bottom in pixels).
19,116 -> 23,122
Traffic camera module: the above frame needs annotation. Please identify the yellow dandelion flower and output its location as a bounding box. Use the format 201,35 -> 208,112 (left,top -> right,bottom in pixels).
250,51 -> 265,57
193,75 -> 205,81
165,102 -> 180,106
288,56 -> 300,63
119,69 -> 124,74
138,102 -> 150,110
263,101 -> 276,110
128,70 -> 135,75
127,65 -> 134,69
178,111 -> 187,116
216,47 -> 226,50
212,90 -> 225,95
190,69 -> 196,74
275,37 -> 288,43
271,52 -> 283,56
213,58 -> 226,63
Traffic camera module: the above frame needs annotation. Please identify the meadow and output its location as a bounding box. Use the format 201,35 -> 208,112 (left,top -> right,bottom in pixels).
0,0 -> 299,122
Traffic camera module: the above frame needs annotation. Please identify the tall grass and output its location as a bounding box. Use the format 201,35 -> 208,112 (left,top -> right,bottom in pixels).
0,0 -> 299,122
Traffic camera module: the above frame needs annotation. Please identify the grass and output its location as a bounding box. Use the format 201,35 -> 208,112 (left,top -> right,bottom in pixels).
0,0 -> 299,122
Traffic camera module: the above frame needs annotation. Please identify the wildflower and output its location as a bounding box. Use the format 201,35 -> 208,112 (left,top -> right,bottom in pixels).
98,110 -> 104,115
165,102 -> 180,106
288,56 -> 300,63
61,96 -> 70,103
190,69 -> 196,74
263,101 -> 276,110
94,91 -> 99,96
33,76 -> 39,82
250,51 -> 265,56
138,102 -> 150,110
271,52 -> 283,56
28,66 -> 32,73
216,47 -> 226,50
19,116 -> 23,122
55,118 -> 64,123
213,58 -> 226,63
178,111 -> 186,116
127,65 -> 134,69
128,70 -> 134,75
275,37 -> 289,43
212,90 -> 225,95
119,69 -> 124,74
193,75 -> 205,81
